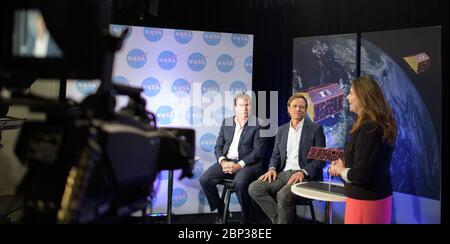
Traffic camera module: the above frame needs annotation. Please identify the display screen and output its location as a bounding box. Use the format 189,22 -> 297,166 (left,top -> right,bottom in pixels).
12,9 -> 63,58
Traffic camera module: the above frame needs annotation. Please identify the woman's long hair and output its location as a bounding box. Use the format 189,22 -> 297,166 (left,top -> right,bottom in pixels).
350,77 -> 397,146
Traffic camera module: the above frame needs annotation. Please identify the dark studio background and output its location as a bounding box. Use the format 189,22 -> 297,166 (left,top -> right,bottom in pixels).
111,0 -> 448,223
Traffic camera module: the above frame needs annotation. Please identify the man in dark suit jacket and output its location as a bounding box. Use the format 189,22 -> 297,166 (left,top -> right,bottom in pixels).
21,12 -> 62,58
249,94 -> 325,224
200,93 -> 267,224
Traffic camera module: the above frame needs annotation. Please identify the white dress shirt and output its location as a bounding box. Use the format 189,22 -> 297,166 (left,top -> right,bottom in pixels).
34,33 -> 50,58
282,119 -> 308,175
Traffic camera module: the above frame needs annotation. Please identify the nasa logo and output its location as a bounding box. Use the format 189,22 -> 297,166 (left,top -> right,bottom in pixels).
127,49 -> 147,69
112,76 -> 129,86
174,30 -> 193,44
187,52 -> 207,72
231,34 -> 249,48
156,106 -> 175,125
171,79 -> 191,98
143,27 -> 164,42
229,81 -> 247,95
201,79 -> 220,98
217,54 -> 235,73
158,50 -> 177,70
199,133 -> 217,152
142,77 -> 161,97
76,80 -> 100,95
203,32 -> 221,46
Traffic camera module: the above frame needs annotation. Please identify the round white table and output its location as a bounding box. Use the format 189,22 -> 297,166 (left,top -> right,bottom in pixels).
291,181 -> 346,224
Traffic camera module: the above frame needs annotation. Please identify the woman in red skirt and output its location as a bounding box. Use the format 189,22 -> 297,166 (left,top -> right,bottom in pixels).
330,77 -> 397,224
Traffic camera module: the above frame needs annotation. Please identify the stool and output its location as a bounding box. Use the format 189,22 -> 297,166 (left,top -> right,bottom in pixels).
219,179 -> 235,224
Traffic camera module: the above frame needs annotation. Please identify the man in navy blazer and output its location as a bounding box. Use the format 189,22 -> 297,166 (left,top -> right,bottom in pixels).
21,12 -> 62,58
200,93 -> 267,224
249,93 -> 326,224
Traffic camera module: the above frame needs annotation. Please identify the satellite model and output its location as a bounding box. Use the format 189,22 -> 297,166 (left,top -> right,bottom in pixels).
307,147 -> 344,162
403,52 -> 430,74
297,83 -> 344,123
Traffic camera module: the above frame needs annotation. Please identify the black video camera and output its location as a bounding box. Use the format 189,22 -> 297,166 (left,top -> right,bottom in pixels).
1,0 -> 195,224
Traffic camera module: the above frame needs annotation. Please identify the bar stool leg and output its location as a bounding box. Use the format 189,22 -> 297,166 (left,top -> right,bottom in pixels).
223,189 -> 231,223
167,170 -> 174,224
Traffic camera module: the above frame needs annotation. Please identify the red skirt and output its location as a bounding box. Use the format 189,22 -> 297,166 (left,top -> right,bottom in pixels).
345,196 -> 392,224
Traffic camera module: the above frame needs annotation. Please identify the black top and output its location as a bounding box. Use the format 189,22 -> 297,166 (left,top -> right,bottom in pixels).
344,121 -> 394,200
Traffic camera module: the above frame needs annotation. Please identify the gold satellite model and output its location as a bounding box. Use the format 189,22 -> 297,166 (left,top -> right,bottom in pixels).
403,52 -> 430,74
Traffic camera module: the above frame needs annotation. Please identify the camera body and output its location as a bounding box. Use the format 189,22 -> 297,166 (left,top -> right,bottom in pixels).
15,95 -> 195,224
0,104 -> 8,117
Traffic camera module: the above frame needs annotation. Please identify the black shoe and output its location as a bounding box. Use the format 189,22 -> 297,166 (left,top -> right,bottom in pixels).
215,215 -> 224,224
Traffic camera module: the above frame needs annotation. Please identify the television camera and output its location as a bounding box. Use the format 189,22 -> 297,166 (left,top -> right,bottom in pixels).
0,0 -> 195,224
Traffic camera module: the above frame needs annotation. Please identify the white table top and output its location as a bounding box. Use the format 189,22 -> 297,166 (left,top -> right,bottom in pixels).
291,181 -> 346,202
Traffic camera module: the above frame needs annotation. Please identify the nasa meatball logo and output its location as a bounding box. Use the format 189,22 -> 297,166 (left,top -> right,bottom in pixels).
230,81 -> 247,95
171,79 -> 191,98
142,77 -> 161,97
203,32 -> 221,46
231,34 -> 249,48
156,106 -> 174,125
174,30 -> 193,44
127,49 -> 147,69
188,52 -> 207,72
201,79 -> 220,98
199,133 -> 216,152
144,27 -> 163,42
158,50 -> 177,70
217,54 -> 235,73
76,80 -> 100,95
112,76 -> 129,86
